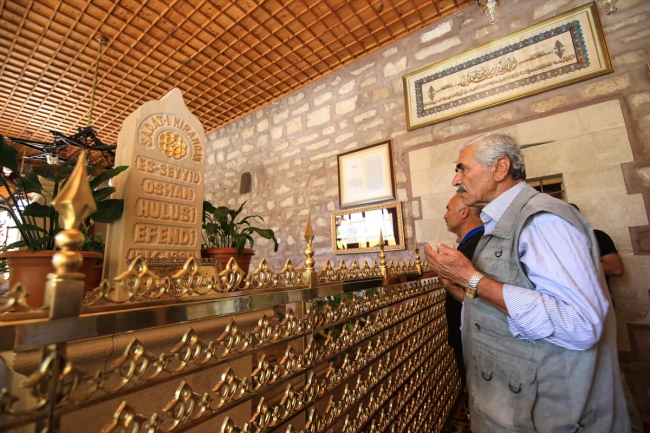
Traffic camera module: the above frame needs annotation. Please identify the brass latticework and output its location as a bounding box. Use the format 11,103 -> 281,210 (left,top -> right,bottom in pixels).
0,159 -> 457,432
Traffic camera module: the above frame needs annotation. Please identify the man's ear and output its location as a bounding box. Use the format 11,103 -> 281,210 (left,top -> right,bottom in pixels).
460,206 -> 470,219
493,156 -> 511,182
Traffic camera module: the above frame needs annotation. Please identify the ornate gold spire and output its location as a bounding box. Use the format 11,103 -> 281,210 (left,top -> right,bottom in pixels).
46,150 -> 96,317
378,229 -> 387,278
302,209 -> 316,287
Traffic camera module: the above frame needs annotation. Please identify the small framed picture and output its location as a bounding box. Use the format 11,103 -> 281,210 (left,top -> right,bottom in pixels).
337,140 -> 396,208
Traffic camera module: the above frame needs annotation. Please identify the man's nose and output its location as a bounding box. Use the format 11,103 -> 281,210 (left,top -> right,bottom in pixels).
452,172 -> 462,186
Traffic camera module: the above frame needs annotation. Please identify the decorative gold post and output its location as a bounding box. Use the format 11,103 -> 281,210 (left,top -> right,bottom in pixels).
45,151 -> 97,318
413,232 -> 422,274
378,229 -> 387,278
302,210 -> 317,287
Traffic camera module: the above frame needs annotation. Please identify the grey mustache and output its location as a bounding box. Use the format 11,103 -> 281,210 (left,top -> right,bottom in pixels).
456,186 -> 467,193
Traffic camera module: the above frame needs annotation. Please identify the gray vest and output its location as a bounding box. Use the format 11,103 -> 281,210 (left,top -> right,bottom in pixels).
463,184 -> 630,433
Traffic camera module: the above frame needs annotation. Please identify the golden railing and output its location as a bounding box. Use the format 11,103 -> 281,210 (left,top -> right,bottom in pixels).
0,155 -> 459,433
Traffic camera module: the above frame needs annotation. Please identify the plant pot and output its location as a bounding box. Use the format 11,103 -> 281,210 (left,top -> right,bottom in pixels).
88,264 -> 104,291
201,248 -> 255,274
0,250 -> 103,309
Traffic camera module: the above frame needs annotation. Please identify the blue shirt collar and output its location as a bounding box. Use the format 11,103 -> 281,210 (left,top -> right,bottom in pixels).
459,226 -> 484,245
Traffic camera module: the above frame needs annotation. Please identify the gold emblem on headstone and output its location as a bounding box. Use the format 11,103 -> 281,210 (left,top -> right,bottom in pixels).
159,130 -> 187,159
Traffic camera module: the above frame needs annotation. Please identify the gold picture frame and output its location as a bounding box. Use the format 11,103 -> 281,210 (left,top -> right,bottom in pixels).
403,2 -> 612,130
331,201 -> 405,255
337,140 -> 396,208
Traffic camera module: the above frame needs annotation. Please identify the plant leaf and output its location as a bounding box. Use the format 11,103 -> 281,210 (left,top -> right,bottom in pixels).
91,199 -> 124,223
0,135 -> 19,173
32,163 -> 68,182
92,186 -> 116,202
22,202 -> 51,218
89,165 -> 129,190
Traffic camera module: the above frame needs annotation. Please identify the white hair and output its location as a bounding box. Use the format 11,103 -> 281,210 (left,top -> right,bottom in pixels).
460,131 -> 526,180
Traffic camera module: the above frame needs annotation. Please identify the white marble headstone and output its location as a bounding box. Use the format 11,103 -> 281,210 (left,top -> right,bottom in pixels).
104,88 -> 205,296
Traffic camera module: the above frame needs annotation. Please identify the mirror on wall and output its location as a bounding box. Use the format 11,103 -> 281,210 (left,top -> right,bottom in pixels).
331,201 -> 405,255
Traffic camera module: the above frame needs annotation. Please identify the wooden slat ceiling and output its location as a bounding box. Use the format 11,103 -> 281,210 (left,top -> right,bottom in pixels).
0,0 -> 472,149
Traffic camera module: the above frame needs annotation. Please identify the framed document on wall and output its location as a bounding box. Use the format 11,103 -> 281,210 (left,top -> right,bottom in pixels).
337,140 -> 396,208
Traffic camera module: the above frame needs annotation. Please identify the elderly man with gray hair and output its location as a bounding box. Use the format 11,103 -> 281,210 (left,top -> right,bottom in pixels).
425,131 -> 630,433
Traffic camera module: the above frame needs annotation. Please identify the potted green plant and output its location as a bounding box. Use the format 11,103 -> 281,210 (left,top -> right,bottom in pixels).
0,134 -> 128,306
201,200 -> 279,273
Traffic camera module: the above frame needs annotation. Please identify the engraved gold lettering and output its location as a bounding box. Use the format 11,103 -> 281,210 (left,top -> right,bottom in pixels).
137,157 -> 146,171
133,224 -> 197,246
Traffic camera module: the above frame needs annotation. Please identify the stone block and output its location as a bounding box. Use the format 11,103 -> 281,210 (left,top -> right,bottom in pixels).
627,90 -> 650,107
575,194 -> 648,230
421,21 -> 453,43
383,46 -> 398,57
280,196 -> 294,208
533,0 -> 571,20
292,103 -> 309,116
314,92 -> 332,106
335,96 -> 358,115
274,109 -> 288,124
429,137 -> 466,166
338,80 -> 356,95
242,126 -> 254,139
306,138 -> 330,151
373,88 -> 390,101
603,14 -> 647,33
295,133 -> 319,146
438,123 -> 470,139
358,118 -> 384,132
591,127 -> 634,166
576,100 -> 625,134
354,110 -> 376,124
313,83 -> 327,93
622,28 -> 650,44
383,57 -> 407,77
273,142 -> 289,152
322,125 -> 335,135
411,169 -> 431,197
514,109 -> 582,144
484,109 -> 515,125
578,74 -> 630,100
408,148 -> 432,172
282,148 -> 300,158
473,24 -> 499,40
286,117 -> 303,134
257,118 -> 269,132
351,63 -> 374,76
610,256 -> 650,323
529,96 -> 569,113
271,126 -> 283,140
335,132 -> 354,144
307,106 -> 331,127
309,150 -> 338,161
288,92 -> 304,105
428,166 -> 456,194
403,132 -> 433,149
212,136 -> 230,149
612,50 -> 648,67
330,76 -> 341,87
415,36 -> 462,61
524,135 -> 597,180
361,77 -> 377,88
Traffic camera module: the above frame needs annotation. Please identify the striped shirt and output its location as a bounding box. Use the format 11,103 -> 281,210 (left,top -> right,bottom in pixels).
480,182 -> 609,351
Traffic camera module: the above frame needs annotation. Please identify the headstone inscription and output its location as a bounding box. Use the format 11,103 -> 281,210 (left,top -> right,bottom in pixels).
103,88 -> 205,298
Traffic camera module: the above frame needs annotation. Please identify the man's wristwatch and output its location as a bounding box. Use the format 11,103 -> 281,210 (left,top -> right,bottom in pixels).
465,272 -> 485,299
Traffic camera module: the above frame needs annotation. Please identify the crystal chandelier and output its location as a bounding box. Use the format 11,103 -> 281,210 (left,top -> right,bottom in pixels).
598,0 -> 618,15
476,0 -> 500,24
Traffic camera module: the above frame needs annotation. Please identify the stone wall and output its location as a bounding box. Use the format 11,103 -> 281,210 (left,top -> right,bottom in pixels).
204,0 -> 649,265
204,0 -> 650,412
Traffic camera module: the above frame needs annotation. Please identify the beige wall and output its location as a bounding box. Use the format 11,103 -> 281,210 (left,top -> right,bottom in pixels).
410,99 -> 649,348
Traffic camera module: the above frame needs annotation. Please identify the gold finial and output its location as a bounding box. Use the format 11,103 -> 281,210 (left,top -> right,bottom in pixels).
46,151 -> 97,318
52,151 -> 97,230
378,228 -> 387,278
413,231 -> 422,274
302,210 -> 316,287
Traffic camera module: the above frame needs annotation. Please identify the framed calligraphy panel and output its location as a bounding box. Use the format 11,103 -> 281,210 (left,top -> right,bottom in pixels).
403,2 -> 612,130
